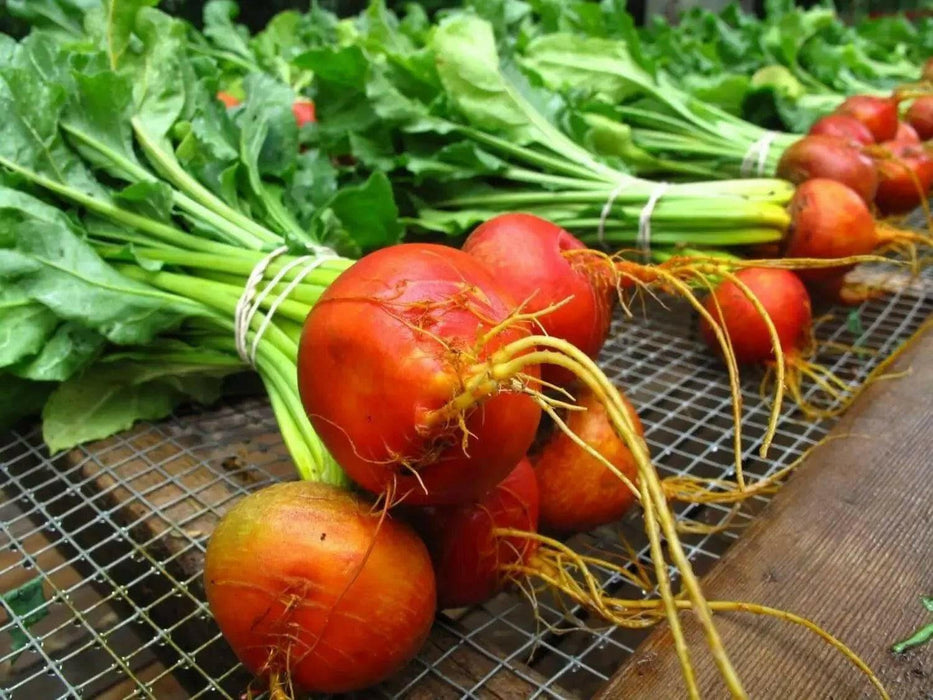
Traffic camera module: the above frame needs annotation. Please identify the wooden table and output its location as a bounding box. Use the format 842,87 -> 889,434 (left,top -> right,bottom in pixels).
598,325 -> 933,699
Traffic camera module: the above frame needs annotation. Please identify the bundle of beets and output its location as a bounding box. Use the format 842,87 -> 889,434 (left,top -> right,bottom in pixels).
1,1 -> 922,698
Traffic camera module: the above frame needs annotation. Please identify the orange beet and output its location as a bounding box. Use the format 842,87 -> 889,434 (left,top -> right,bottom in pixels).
463,213 -> 613,387
216,91 -> 240,108
292,98 -> 316,127
895,121 -> 921,143
532,384 -> 643,534
784,179 -> 879,282
204,481 -> 436,694
870,140 -> 933,214
299,244 -> 541,505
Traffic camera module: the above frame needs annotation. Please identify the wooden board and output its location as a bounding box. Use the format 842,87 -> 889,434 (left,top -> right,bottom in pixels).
598,325 -> 933,699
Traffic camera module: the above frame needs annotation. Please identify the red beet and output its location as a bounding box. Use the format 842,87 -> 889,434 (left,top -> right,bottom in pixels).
217,91 -> 316,129
776,135 -> 878,204
834,95 -> 899,142
411,458 -> 540,609
869,140 -> 933,214
217,91 -> 240,108
204,481 -> 436,694
906,96 -> 933,141
462,213 -> 614,387
700,268 -> 812,366
808,114 -> 875,146
292,99 -> 317,127
531,383 -> 643,534
298,244 -> 542,505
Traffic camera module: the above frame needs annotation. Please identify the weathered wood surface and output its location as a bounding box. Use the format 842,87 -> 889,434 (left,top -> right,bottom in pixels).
598,325 -> 933,699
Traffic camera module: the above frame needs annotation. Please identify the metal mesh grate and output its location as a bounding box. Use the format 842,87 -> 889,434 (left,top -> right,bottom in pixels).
2,264 -> 931,699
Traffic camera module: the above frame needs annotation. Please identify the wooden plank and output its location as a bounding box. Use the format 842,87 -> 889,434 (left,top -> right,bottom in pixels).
597,325 -> 933,699
71,399 -> 565,698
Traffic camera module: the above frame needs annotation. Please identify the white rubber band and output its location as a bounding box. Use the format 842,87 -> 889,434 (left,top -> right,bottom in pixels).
234,246 -> 288,363
248,253 -> 334,365
637,182 -> 669,261
234,244 -> 335,366
597,177 -> 635,248
740,131 -> 778,177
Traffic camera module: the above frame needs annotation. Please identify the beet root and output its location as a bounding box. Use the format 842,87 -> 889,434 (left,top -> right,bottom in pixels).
204,481 -> 437,694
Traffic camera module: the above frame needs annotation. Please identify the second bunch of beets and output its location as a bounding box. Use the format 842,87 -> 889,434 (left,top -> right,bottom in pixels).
779,93 -> 933,218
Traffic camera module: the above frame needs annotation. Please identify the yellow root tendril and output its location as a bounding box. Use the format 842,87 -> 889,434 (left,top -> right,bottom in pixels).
498,530 -> 888,699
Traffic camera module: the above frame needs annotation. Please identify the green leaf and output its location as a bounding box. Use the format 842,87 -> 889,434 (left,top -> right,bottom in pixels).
520,32 -> 655,104
202,0 -> 253,64
6,0 -> 98,41
750,65 -> 804,100
293,45 -> 369,90
405,140 -> 507,182
0,375 -> 54,431
250,10 -> 317,90
347,130 -> 399,172
101,0 -> 159,70
0,39 -> 111,201
237,72 -> 298,181
233,72 -> 303,238
113,181 -> 174,221
42,358 -> 232,453
174,84 -> 240,201
128,8 -> 188,143
285,150 -> 338,228
409,206 -> 498,236
321,171 -> 402,255
0,288 -> 59,368
365,59 -> 449,134
680,74 -> 751,117
0,187 -> 193,344
569,112 -> 654,171
11,322 -> 105,382
63,69 -> 145,181
1,576 -> 49,660
432,14 -> 537,143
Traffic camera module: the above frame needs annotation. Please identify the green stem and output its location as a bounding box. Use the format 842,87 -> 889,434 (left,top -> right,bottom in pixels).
891,622 -> 933,654
198,270 -> 324,307
0,156 -> 233,254
186,42 -> 259,73
61,121 -> 268,249
576,227 -> 783,246
99,245 -> 350,287
118,266 -> 313,326
131,118 -> 280,246
459,127 -> 621,184
503,168 -> 609,190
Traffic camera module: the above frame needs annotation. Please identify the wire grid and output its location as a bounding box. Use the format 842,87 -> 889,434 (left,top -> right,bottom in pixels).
1,266 -> 931,699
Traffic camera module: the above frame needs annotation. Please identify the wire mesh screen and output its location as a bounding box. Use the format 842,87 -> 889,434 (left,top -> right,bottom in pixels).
2,263 -> 932,699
